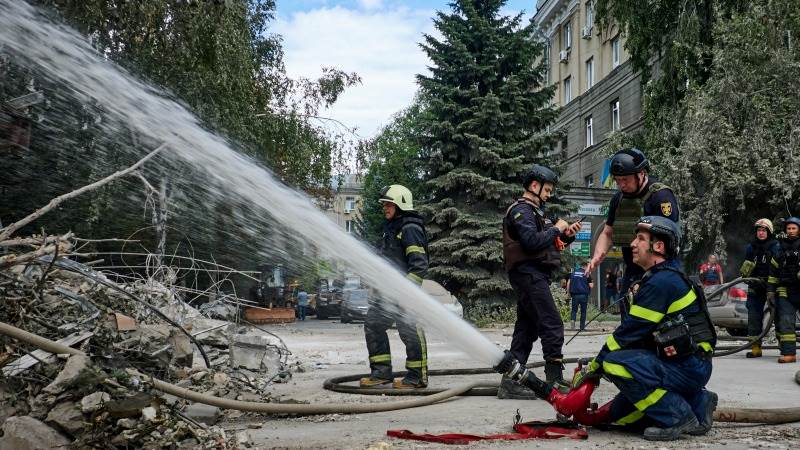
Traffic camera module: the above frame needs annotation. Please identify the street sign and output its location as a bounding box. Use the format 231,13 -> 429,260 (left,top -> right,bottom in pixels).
570,241 -> 590,257
578,203 -> 607,216
575,221 -> 592,241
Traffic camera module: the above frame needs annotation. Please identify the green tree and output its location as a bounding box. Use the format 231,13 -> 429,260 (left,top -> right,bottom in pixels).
416,0 -> 559,306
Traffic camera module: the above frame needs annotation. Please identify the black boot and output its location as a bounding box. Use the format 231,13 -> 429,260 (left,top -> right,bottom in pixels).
689,390 -> 718,436
643,415 -> 702,441
497,375 -> 538,400
544,359 -> 564,384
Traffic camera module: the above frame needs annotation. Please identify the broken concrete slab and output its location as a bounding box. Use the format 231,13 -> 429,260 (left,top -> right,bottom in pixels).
141,406 -> 157,422
0,416 -> 71,450
46,401 -> 85,435
3,331 -> 93,377
183,403 -> 222,426
80,391 -> 111,413
229,334 -> 281,371
43,354 -> 101,395
106,392 -> 154,418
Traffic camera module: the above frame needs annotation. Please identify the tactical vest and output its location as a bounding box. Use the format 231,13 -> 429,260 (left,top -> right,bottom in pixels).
777,237 -> 800,285
381,215 -> 427,271
751,238 -> 777,279
611,182 -> 672,247
502,198 -> 561,271
635,266 -> 717,351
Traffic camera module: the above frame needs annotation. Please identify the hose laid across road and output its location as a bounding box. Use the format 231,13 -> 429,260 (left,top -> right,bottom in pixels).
2,320 -> 799,422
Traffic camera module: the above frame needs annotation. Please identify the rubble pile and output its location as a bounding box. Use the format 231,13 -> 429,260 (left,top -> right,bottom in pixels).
0,235 -> 294,449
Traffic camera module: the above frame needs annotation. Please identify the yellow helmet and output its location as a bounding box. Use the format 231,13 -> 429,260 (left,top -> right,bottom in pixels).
754,218 -> 774,234
379,184 -> 414,211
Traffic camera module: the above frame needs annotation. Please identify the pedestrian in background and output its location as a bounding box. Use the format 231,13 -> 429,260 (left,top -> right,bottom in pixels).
699,254 -> 724,287
297,288 -> 309,321
604,268 -> 618,309
567,265 -> 593,330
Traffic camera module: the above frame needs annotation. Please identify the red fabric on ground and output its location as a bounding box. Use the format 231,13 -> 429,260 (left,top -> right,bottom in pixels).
387,421 -> 588,444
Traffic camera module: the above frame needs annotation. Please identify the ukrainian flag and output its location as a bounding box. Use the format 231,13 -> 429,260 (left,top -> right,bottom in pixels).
601,159 -> 614,188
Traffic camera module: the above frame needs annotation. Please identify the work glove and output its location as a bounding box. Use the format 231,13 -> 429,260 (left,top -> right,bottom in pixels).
493,350 -> 517,375
740,260 -> 755,278
571,358 -> 601,388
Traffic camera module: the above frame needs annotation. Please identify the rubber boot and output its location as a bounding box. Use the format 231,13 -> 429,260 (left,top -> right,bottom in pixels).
688,390 -> 718,436
643,415 -> 702,441
497,374 -> 539,400
778,354 -> 797,363
746,343 -> 762,358
544,359 -> 565,384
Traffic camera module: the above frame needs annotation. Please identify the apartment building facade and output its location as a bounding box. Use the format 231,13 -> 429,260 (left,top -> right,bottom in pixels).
534,0 -> 644,188
325,174 -> 363,235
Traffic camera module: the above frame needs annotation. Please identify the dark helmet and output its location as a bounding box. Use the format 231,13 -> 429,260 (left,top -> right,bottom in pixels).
522,164 -> 559,189
635,215 -> 681,258
610,148 -> 649,176
785,217 -> 800,229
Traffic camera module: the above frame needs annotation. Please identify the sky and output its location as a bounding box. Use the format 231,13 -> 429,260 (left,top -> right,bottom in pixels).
273,1 -> 536,138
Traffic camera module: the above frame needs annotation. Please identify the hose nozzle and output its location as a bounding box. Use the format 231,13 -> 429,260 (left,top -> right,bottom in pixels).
493,350 -> 553,400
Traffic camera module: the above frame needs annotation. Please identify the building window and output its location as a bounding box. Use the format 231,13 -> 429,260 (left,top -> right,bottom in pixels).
585,174 -> 595,188
344,196 -> 356,212
563,20 -> 572,50
611,99 -> 621,131
585,116 -> 593,148
585,1 -> 594,28
345,220 -> 354,233
611,36 -> 620,68
564,76 -> 572,104
586,57 -> 594,90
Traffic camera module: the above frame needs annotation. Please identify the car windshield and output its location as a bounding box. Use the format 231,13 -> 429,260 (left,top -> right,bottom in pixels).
343,277 -> 360,290
346,289 -> 368,304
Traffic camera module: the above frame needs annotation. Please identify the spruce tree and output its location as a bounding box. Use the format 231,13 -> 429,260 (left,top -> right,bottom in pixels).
417,0 -> 559,306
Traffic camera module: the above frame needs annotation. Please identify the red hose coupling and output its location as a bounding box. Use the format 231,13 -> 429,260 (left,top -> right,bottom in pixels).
547,381 -> 596,417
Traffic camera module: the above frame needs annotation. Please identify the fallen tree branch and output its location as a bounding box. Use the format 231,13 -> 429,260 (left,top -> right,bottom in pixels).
0,233 -> 73,270
0,235 -> 63,248
0,143 -> 167,241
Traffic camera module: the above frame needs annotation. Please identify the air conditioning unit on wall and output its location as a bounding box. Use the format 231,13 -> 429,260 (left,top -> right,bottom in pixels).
559,50 -> 569,63
581,26 -> 592,39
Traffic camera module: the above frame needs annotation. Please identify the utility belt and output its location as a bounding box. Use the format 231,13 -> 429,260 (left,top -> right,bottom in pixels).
653,313 -> 714,360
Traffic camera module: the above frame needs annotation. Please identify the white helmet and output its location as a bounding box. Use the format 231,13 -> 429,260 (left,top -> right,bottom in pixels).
379,185 -> 414,211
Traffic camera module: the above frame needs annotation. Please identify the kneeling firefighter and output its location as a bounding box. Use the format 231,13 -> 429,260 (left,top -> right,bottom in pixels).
499,164 -> 582,399
360,185 -> 430,389
562,216 -> 718,441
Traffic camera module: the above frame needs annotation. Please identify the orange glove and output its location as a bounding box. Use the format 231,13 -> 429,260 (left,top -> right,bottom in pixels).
554,236 -> 566,251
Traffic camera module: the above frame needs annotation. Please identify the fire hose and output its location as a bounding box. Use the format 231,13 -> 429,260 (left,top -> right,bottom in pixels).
1,320 -> 800,424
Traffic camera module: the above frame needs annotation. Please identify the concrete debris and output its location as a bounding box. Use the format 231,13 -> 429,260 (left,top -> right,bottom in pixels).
183,403 -> 223,426
80,391 -> 111,413
0,416 -> 71,450
46,401 -> 86,435
0,237 -> 293,448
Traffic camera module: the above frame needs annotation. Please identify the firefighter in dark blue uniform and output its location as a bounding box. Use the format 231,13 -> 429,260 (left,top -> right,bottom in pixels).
587,149 -> 680,317
360,184 -> 431,388
740,218 -> 780,358
498,165 -> 582,399
767,216 -> 800,364
570,216 -> 718,441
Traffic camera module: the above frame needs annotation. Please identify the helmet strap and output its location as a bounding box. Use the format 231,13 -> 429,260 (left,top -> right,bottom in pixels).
525,182 -> 545,205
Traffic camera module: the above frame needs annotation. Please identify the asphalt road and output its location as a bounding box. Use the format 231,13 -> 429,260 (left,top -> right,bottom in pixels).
228,317 -> 800,449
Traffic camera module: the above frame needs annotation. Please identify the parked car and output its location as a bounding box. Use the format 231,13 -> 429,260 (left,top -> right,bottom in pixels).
341,288 -> 370,323
707,282 -> 800,336
316,278 -> 342,319
422,280 -> 464,318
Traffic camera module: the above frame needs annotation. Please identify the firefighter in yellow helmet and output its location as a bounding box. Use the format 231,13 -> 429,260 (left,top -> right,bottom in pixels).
360,185 -> 430,388
740,218 -> 779,358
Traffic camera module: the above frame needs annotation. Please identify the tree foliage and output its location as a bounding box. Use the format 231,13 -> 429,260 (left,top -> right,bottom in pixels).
416,0 -> 559,305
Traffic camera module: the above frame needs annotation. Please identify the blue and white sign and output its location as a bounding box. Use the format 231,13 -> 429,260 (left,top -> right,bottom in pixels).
578,203 -> 605,216
576,221 -> 592,241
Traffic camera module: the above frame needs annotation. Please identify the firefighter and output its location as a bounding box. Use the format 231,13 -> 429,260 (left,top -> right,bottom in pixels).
570,216 -> 718,441
767,217 -> 800,364
498,164 -> 582,399
740,218 -> 779,358
360,184 -> 430,388
587,148 -> 679,317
